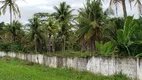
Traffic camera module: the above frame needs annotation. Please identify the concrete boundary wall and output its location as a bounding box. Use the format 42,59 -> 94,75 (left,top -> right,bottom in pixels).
0,52 -> 142,80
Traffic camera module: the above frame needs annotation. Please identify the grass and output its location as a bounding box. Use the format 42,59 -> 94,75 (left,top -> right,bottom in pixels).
0,56 -> 131,80
45,51 -> 92,58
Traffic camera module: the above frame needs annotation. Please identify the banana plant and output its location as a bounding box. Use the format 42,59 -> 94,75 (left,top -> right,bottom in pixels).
117,16 -> 138,56
95,41 -> 113,56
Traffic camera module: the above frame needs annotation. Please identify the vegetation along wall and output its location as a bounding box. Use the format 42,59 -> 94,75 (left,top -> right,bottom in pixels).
0,52 -> 142,80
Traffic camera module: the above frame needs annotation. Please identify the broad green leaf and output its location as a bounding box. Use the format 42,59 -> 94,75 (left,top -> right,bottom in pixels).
117,29 -> 124,44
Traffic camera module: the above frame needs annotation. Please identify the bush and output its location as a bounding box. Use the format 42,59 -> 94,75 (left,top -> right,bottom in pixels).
0,43 -> 10,52
0,42 -> 26,52
95,41 -> 114,56
8,43 -> 23,52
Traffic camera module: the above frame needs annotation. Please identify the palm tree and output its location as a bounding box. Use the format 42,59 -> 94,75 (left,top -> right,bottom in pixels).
27,17 -> 43,52
34,13 -> 59,53
40,15 -> 59,53
54,2 -> 74,54
0,0 -> 25,24
108,0 -> 142,21
7,20 -> 23,41
77,0 -> 104,54
45,16 -> 59,53
0,22 -> 6,41
34,12 -> 49,19
103,17 -> 124,41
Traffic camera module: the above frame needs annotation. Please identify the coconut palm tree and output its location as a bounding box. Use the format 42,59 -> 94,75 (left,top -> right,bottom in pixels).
34,12 -> 49,16
0,22 -> 6,41
77,0 -> 104,54
53,2 -> 74,54
103,17 -> 124,41
0,0 -> 25,24
8,20 -> 23,41
27,17 -> 43,52
34,12 -> 59,53
45,16 -> 59,53
108,0 -> 142,21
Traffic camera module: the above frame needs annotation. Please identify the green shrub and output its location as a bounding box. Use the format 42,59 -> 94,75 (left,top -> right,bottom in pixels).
0,42 -> 10,52
95,41 -> 113,56
8,43 -> 22,52
136,53 -> 142,57
0,42 -> 26,52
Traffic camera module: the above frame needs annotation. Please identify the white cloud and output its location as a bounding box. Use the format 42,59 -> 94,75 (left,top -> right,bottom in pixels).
16,0 -> 48,7
0,0 -> 140,24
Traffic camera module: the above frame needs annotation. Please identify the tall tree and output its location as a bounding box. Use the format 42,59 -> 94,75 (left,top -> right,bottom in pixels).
45,16 -> 59,53
108,0 -> 142,21
27,17 -> 43,52
0,22 -> 5,41
7,20 -> 23,41
103,18 -> 124,41
0,0 -> 25,24
77,0 -> 104,54
54,2 -> 74,54
34,13 -> 59,53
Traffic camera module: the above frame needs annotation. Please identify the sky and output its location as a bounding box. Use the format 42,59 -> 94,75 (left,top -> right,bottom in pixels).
0,0 -> 140,24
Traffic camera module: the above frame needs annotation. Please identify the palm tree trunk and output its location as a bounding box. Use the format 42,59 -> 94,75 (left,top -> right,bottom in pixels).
35,36 -> 37,52
46,32 -> 48,53
62,36 -> 63,54
52,36 -> 55,52
9,3 -> 12,24
39,38 -> 43,52
9,3 -> 13,42
81,41 -> 85,52
121,0 -> 127,22
63,35 -> 66,53
62,35 -> 65,54
90,39 -> 95,55
81,43 -> 84,52
48,34 -> 51,53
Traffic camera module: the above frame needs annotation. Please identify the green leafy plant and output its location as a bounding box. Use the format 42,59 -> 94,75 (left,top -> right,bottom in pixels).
0,42 -> 26,53
136,53 -> 142,57
95,41 -> 113,56
8,43 -> 24,52
0,43 -> 10,52
116,16 -> 138,56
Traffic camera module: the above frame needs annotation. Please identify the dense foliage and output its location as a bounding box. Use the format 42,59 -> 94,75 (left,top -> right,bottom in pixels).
0,0 -> 142,57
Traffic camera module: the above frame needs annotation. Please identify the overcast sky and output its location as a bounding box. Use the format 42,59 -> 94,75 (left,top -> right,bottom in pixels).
0,0 -> 140,24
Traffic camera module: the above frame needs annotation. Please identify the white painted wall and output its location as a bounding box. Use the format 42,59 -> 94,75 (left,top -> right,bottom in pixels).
0,52 -> 6,57
137,58 -> 142,80
1,52 -> 142,80
44,56 -> 58,68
